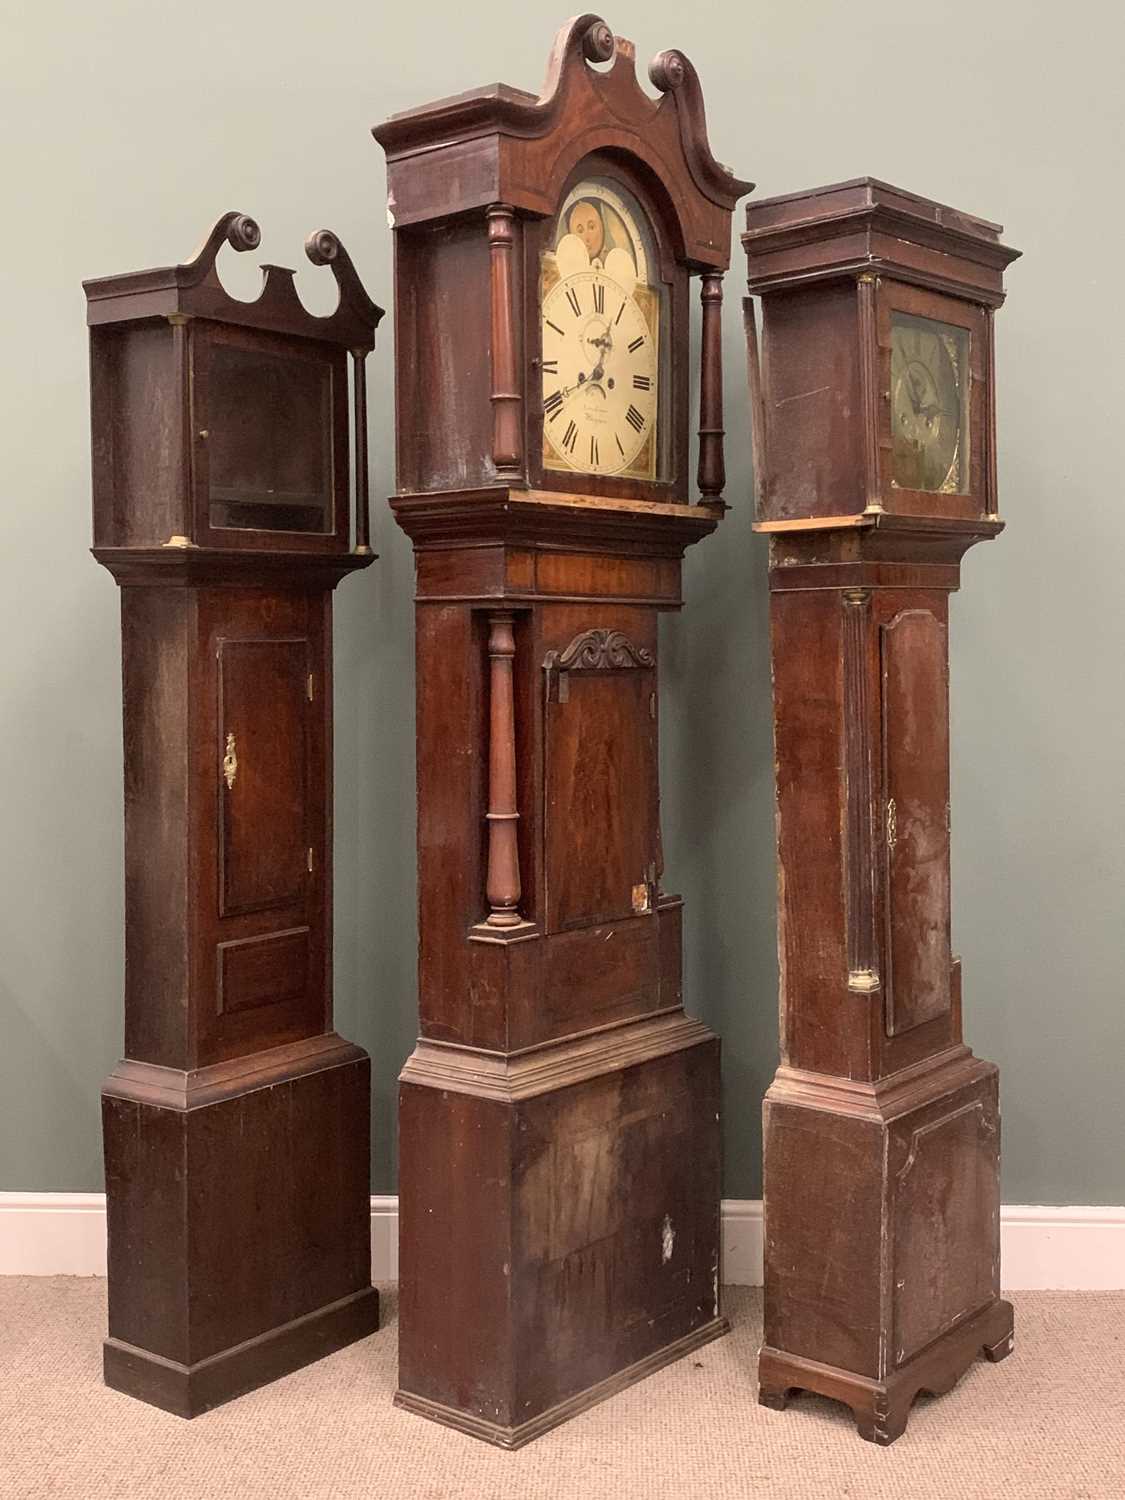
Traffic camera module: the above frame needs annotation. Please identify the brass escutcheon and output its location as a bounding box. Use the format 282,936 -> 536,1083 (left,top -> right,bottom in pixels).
223,733 -> 238,790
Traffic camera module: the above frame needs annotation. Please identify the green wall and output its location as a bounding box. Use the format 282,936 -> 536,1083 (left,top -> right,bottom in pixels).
2,0 -> 1122,1205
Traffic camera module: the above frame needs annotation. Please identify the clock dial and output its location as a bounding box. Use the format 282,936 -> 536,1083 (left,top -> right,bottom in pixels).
540,175 -> 664,481
541,268 -> 657,477
891,313 -> 970,493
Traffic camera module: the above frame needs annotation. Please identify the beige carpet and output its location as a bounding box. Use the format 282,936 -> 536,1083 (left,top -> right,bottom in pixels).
0,1282 -> 1122,1499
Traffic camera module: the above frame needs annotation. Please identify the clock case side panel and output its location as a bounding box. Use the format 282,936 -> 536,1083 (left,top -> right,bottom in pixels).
393,219 -> 500,495
91,321 -> 189,550
523,152 -> 692,506
757,281 -> 866,523
120,587 -> 193,1067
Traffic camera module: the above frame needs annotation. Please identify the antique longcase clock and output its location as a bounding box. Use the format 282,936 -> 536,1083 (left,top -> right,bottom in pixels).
374,16 -> 750,1447
743,179 -> 1020,1443
85,215 -> 383,1415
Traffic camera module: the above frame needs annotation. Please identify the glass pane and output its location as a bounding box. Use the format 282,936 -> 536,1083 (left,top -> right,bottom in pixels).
207,344 -> 333,533
891,313 -> 970,494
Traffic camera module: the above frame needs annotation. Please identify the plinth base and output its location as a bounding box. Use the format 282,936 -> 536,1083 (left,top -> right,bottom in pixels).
396,1315 -> 729,1449
397,1014 -> 724,1446
104,1286 -> 380,1418
101,1034 -> 376,1417
759,1297 -> 1014,1445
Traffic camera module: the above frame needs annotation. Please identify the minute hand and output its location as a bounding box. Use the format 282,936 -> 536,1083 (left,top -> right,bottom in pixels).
587,330 -> 613,385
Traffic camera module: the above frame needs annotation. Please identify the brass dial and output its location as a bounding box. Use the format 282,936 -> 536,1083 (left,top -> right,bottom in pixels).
891,313 -> 969,493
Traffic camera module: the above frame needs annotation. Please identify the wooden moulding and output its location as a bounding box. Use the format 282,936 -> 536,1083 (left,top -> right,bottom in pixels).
400,1011 -> 714,1102
395,1317 -> 729,1450
105,1288 -> 380,1422
742,177 -> 1020,306
391,487 -> 723,559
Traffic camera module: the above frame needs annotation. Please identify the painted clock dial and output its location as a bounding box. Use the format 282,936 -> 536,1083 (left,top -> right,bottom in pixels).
540,177 -> 664,480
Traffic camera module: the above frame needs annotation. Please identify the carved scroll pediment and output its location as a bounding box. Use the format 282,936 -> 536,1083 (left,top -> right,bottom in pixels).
373,15 -> 753,266
544,628 -> 655,680
83,213 -> 384,350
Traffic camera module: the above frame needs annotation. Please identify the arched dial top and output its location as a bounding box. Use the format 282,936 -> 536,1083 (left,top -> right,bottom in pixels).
541,175 -> 665,481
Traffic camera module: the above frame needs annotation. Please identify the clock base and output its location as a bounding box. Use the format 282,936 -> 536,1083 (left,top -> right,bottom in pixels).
758,1298 -> 1014,1445
100,1036 -> 378,1417
104,1286 -> 380,1419
396,1019 -> 725,1446
760,1046 -> 1011,1444
395,1316 -> 729,1450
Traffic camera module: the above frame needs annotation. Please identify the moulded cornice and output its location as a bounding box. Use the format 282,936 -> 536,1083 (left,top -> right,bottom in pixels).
92,546 -> 376,589
390,486 -> 722,556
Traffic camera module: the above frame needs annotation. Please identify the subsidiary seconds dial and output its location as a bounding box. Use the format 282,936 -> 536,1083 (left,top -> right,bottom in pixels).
541,269 -> 657,477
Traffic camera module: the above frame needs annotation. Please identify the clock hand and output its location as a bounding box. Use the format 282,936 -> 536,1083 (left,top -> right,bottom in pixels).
585,328 -> 614,387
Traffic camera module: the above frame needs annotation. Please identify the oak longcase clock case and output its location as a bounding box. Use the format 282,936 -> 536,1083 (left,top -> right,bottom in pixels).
86,214 -> 383,1417
375,14 -> 749,1448
744,178 -> 1020,1444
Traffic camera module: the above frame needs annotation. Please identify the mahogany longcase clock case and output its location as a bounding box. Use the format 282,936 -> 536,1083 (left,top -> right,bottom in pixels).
743,179 -> 1020,1443
86,216 -> 383,1415
374,16 -> 750,1447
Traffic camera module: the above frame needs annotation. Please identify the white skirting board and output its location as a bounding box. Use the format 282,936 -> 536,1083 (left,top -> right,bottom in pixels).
1,1194 -> 1122,1289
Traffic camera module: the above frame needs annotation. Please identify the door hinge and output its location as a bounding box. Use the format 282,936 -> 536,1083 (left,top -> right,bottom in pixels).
307,673 -> 314,702
649,691 -> 656,720
886,797 -> 897,851
307,847 -> 314,873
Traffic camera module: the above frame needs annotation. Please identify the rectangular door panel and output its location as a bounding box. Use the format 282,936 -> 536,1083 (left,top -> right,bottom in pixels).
219,637 -> 310,918
543,628 -> 657,933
